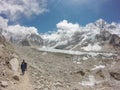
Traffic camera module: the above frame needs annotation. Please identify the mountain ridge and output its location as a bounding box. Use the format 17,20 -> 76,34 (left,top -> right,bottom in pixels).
42,19 -> 120,51
0,18 -> 120,51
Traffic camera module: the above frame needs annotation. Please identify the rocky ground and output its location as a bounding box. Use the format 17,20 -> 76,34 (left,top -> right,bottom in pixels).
13,45 -> 120,90
0,34 -> 120,90
0,35 -> 33,90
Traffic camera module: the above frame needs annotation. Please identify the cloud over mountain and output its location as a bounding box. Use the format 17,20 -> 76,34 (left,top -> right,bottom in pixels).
0,16 -> 39,40
0,16 -> 8,29
57,20 -> 80,31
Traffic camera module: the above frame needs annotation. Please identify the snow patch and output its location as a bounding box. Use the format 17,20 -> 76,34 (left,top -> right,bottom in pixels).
83,57 -> 88,60
82,44 -> 101,51
79,75 -> 96,86
91,65 -> 105,71
51,40 -> 68,48
73,61 -> 81,64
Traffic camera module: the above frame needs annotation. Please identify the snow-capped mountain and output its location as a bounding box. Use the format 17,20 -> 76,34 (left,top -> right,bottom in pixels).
19,34 -> 43,46
0,17 -> 43,46
3,25 -> 43,46
42,19 -> 120,51
0,17 -> 120,50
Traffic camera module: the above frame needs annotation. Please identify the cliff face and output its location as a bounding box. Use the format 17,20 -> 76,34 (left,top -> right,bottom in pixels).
19,34 -> 43,47
96,30 -> 120,51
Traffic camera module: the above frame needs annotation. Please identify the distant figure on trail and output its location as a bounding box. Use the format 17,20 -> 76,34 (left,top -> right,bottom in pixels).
21,59 -> 27,75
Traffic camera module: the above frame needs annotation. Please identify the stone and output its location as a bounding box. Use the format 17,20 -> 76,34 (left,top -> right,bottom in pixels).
1,81 -> 8,87
96,69 -> 105,79
72,70 -> 85,76
110,72 -> 120,81
13,75 -> 20,81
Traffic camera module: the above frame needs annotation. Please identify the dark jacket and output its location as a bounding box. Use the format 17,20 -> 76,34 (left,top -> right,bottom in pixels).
21,62 -> 27,71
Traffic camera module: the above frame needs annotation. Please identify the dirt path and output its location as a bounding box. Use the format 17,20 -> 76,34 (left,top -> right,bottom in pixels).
10,46 -> 33,90
16,73 -> 33,90
10,72 -> 33,90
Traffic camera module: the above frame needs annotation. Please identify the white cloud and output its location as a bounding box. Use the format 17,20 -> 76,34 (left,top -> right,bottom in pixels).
56,20 -> 80,31
7,25 -> 39,36
0,0 -> 47,21
43,20 -> 81,41
4,24 -> 39,40
0,16 -> 39,40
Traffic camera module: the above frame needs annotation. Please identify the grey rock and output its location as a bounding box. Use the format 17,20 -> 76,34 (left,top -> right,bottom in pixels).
109,34 -> 120,48
110,72 -> 120,81
1,81 -> 8,87
9,58 -> 19,73
13,75 -> 20,81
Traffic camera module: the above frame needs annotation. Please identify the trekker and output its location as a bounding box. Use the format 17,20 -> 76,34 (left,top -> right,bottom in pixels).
21,59 -> 27,75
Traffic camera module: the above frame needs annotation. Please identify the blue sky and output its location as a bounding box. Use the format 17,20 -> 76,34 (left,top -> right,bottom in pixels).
0,0 -> 120,33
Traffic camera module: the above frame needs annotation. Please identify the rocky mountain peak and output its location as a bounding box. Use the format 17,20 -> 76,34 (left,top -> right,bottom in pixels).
42,19 -> 120,51
94,18 -> 107,28
19,34 -> 43,46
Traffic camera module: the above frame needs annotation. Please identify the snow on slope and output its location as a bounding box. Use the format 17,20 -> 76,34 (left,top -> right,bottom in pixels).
39,47 -> 117,59
82,43 -> 101,51
42,19 -> 120,51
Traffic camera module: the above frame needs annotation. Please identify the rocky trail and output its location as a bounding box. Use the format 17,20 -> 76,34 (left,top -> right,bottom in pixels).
10,73 -> 33,90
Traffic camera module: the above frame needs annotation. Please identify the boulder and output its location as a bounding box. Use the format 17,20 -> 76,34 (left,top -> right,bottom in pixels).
1,81 -> 8,87
9,58 -> 19,73
13,75 -> 20,81
9,57 -> 20,81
